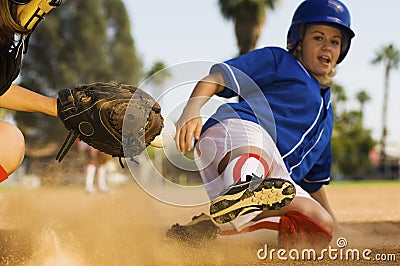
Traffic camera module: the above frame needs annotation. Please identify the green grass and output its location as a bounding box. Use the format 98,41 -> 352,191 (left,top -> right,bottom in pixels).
1,178 -> 399,192
330,179 -> 400,187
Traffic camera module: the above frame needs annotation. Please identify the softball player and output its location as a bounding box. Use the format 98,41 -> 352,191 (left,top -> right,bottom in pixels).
175,0 -> 355,247
77,141 -> 112,193
0,0 -> 61,182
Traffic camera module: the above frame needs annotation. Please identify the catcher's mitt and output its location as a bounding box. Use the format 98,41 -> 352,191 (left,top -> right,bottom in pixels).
166,213 -> 220,244
56,82 -> 163,164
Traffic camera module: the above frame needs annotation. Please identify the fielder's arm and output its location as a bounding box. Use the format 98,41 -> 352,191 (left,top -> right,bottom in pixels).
0,84 -> 57,116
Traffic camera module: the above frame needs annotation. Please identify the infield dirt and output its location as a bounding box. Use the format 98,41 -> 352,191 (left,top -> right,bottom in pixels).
0,179 -> 399,265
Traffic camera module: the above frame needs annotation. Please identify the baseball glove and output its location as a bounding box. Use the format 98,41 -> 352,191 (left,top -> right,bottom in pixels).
56,82 -> 163,164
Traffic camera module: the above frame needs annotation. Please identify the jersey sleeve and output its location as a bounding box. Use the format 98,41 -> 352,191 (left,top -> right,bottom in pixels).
299,143 -> 332,193
209,47 -> 277,98
0,46 -> 23,96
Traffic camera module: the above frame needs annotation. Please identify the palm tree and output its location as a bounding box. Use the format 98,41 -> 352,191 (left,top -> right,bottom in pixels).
144,61 -> 171,172
371,44 -> 400,165
330,82 -> 347,119
218,0 -> 279,55
355,90 -> 370,122
145,61 -> 171,84
144,60 -> 171,98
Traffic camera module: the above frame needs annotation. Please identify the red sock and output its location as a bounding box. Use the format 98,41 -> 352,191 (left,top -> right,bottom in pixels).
0,165 -> 9,183
279,211 -> 333,248
219,211 -> 332,249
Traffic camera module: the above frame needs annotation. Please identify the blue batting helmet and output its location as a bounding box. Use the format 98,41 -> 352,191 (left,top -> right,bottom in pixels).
287,0 -> 355,64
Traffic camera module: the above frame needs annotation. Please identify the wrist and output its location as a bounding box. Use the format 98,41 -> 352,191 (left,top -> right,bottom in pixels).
45,97 -> 58,116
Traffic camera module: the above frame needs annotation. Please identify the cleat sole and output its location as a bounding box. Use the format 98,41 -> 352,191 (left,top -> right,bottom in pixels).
210,178 -> 296,224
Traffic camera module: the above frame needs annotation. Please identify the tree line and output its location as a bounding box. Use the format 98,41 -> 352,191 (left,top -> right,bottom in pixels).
11,0 -> 398,179
16,0 -> 141,147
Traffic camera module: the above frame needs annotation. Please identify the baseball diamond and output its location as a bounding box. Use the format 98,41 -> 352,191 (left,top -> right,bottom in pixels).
0,181 -> 399,265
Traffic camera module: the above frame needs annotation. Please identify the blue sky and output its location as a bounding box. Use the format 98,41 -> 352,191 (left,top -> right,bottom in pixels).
122,0 -> 400,146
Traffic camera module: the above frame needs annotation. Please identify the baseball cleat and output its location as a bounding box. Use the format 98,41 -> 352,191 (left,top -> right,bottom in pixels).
209,177 -> 296,224
166,213 -> 219,244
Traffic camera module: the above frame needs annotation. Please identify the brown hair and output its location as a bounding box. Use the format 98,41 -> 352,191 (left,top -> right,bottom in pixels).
0,0 -> 31,50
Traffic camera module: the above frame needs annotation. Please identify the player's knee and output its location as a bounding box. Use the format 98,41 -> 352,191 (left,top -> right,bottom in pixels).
317,212 -> 334,232
221,152 -> 271,186
289,197 -> 334,233
306,208 -> 334,233
0,121 -> 25,174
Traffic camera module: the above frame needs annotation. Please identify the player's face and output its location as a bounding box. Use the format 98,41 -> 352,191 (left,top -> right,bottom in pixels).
297,25 -> 342,84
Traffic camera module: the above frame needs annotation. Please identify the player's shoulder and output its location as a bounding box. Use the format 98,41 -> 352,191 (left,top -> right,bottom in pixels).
251,46 -> 294,64
267,46 -> 295,60
255,46 -> 289,56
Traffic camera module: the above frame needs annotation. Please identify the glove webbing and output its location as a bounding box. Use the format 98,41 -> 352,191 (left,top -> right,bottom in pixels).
56,130 -> 138,168
56,88 -> 79,162
56,130 -> 79,163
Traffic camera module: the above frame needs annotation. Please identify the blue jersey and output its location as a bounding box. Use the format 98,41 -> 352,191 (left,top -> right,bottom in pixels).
202,47 -> 333,193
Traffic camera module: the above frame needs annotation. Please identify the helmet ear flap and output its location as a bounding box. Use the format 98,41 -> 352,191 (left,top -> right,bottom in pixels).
338,31 -> 350,62
287,23 -> 305,53
287,25 -> 298,52
341,34 -> 349,51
